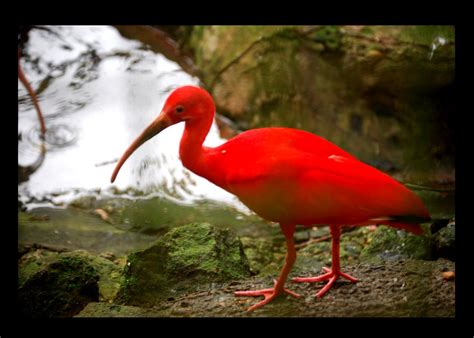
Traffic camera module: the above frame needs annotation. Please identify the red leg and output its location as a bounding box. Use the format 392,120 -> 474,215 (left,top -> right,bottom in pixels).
292,225 -> 358,298
235,223 -> 301,311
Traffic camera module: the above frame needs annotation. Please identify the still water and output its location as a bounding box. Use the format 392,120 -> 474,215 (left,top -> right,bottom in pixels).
18,26 -> 247,212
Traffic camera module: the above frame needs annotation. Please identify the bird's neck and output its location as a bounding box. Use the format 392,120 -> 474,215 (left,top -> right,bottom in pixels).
179,117 -> 212,176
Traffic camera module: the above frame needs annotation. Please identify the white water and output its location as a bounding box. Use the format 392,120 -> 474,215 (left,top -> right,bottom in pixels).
18,26 -> 248,212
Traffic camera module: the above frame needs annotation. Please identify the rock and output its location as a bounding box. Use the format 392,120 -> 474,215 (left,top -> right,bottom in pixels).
360,225 -> 432,262
240,237 -> 276,275
18,250 -> 100,317
18,208 -> 157,256
116,222 -> 251,307
67,250 -> 126,302
430,218 -> 450,234
18,249 -> 126,317
432,222 -> 455,261
168,25 -> 454,181
117,25 -> 452,187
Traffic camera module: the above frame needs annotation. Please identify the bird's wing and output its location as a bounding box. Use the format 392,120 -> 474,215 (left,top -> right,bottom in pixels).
224,149 -> 427,223
296,153 -> 429,222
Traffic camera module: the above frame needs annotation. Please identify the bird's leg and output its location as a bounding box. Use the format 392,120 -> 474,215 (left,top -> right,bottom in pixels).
235,223 -> 301,311
18,48 -> 46,138
292,225 -> 358,298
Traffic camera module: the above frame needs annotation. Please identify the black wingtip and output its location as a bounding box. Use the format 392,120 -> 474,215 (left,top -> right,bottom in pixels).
389,215 -> 431,224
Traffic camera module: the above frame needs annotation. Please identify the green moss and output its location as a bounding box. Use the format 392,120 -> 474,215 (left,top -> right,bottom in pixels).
310,26 -> 343,51
360,225 -> 432,263
241,237 -> 275,274
18,211 -> 30,224
19,260 -> 45,286
18,251 -> 100,317
159,223 -> 250,279
61,250 -> 125,302
185,25 -> 454,181
163,224 -> 216,271
399,26 -> 454,46
116,223 -> 251,306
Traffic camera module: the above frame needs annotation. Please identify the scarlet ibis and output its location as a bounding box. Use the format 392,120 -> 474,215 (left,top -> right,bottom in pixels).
111,85 -> 430,311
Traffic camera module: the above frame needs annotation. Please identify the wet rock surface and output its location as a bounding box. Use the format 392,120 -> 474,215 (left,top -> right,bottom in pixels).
18,207 -> 157,256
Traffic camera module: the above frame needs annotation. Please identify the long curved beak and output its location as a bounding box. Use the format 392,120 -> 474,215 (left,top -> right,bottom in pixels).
110,113 -> 172,183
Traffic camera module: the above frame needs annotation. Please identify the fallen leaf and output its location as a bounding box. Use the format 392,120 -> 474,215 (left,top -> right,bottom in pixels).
95,208 -> 111,223
442,271 -> 455,281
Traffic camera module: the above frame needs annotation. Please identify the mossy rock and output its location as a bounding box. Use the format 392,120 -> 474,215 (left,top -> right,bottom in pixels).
185,25 -> 454,181
240,237 -> 277,275
116,222 -> 251,307
18,249 -> 126,317
432,222 -> 455,261
18,251 -> 100,317
66,250 -> 126,302
360,225 -> 432,263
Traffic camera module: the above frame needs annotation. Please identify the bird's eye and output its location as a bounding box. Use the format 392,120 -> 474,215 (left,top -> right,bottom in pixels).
175,105 -> 185,114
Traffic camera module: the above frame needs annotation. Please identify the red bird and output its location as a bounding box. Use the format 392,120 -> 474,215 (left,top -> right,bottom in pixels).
111,85 -> 430,311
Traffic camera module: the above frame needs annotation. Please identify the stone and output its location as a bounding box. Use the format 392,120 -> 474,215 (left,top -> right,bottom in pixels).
240,237 -> 276,275
18,251 -> 100,317
432,222 -> 455,261
116,222 -> 251,307
360,225 -> 432,263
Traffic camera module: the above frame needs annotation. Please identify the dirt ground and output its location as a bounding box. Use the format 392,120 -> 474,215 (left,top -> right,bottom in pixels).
77,258 -> 455,317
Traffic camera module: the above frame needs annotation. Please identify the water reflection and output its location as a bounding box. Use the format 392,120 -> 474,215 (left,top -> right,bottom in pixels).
18,25 -> 246,212
26,124 -> 78,150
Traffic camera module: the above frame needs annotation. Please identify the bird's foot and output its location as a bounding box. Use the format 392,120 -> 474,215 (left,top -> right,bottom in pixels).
234,279 -> 301,312
292,267 -> 358,298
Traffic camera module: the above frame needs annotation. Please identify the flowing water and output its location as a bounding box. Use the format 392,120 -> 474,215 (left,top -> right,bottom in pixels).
18,26 -> 248,213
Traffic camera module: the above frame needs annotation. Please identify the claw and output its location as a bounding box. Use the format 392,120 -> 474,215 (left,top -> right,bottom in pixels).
292,266 -> 358,298
235,280 -> 301,311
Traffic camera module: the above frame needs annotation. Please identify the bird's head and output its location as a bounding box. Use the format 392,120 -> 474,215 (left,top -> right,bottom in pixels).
161,85 -> 215,124
110,85 -> 215,183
